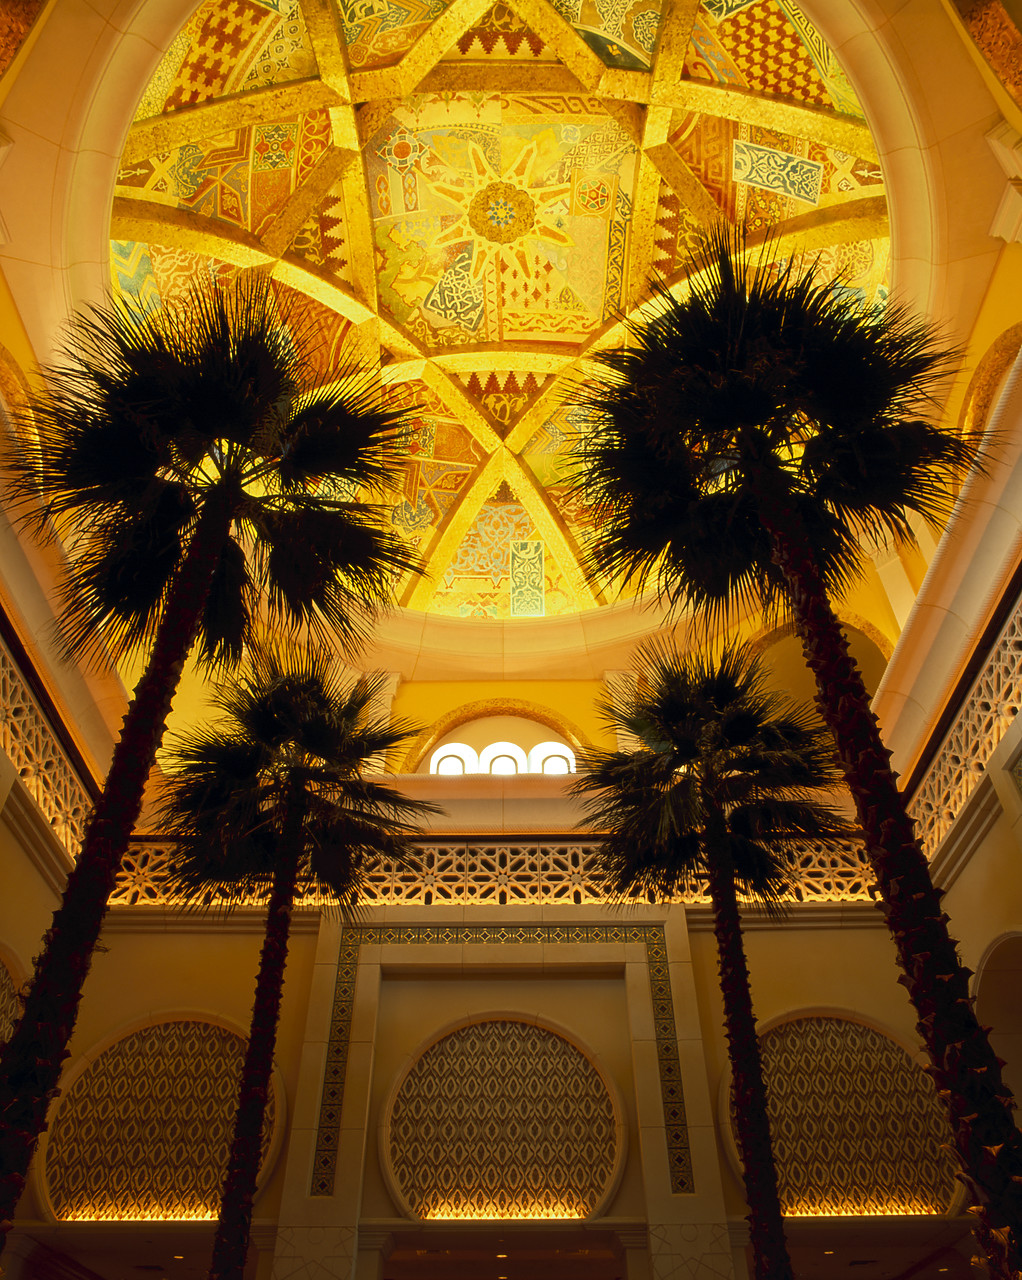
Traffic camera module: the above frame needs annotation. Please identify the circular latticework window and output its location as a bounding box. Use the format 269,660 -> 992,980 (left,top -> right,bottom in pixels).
45,1020 -> 277,1220
729,1016 -> 958,1216
0,958 -> 19,1045
383,1018 -> 621,1219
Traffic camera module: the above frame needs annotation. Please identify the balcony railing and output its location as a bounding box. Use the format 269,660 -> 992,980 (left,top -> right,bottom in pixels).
2,575 -> 1020,909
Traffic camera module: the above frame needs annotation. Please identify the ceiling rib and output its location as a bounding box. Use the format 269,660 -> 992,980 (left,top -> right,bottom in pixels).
261,145 -> 352,258
401,451 -> 505,610
122,81 -> 341,165
502,453 -> 602,608
296,0 -> 352,95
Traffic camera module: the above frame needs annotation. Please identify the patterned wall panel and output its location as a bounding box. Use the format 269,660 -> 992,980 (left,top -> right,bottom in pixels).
45,1020 -> 277,1220
384,1018 -> 619,1219
0,957 -> 19,1046
313,924 -> 692,1199
112,838 -> 875,907
737,1016 -> 958,1216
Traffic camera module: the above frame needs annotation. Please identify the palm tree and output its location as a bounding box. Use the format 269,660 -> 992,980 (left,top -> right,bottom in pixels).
158,648 -> 436,1280
573,225 -> 1022,1273
572,640 -> 851,1280
0,276 -> 420,1237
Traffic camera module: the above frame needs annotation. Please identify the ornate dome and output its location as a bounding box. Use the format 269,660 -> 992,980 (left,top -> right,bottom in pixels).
112,0 -> 888,623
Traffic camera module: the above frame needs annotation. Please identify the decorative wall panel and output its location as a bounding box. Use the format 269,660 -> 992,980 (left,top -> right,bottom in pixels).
737,1016 -> 958,1216
45,1020 -> 276,1220
112,838 -> 875,906
0,634 -> 90,855
0,958 -> 19,1045
312,924 -> 692,1198
384,1018 -> 619,1219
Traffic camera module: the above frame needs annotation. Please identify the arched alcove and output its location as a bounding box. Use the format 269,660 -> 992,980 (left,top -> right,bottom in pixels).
975,934 -> 1022,1107
43,1018 -> 280,1221
724,1014 -> 958,1217
381,1017 -> 624,1220
424,715 -> 577,775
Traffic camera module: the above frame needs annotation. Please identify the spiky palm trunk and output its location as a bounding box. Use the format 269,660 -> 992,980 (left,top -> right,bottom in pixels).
704,810 -> 793,1280
762,507 -> 1022,1276
0,496 -> 234,1241
209,835 -> 300,1280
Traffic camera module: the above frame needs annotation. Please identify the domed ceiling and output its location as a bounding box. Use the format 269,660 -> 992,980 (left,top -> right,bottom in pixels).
111,0 -> 888,622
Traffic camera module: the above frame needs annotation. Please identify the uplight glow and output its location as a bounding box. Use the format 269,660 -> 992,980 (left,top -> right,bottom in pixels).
62,1210 -> 217,1222
787,1204 -> 941,1218
426,1203 -> 585,1221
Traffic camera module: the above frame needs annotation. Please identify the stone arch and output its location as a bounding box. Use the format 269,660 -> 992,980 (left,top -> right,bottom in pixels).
404,699 -> 588,773
975,932 -> 1022,1108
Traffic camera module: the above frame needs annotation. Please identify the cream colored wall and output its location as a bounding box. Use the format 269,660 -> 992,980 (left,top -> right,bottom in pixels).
391,682 -> 611,759
0,814 -> 63,989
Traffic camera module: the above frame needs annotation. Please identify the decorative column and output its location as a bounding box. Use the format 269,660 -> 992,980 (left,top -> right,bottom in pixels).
353,1228 -> 393,1280
636,910 -> 736,1280
618,1224 -> 651,1280
366,672 -> 401,773
270,922 -> 381,1280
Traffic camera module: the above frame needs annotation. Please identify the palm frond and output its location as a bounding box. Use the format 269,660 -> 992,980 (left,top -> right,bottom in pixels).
573,638 -> 855,910
248,502 -> 420,654
3,275 -> 421,668
159,646 -> 439,914
275,375 -> 412,494
568,221 -> 977,618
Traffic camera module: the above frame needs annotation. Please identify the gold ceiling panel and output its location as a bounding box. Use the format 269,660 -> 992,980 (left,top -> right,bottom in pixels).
110,0 -> 891,622
123,82 -> 342,166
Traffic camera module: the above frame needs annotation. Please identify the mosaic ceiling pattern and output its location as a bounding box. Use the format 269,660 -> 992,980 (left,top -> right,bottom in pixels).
113,0 -> 889,619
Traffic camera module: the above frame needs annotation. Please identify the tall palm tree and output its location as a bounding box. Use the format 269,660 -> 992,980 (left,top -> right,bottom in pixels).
572,640 -> 851,1280
573,225 -> 1022,1273
0,276 -> 420,1237
159,648 -> 436,1280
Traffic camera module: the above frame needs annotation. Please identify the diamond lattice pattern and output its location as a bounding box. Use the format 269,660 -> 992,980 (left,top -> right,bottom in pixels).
748,1016 -> 958,1216
45,1020 -> 276,1220
387,1018 -> 617,1218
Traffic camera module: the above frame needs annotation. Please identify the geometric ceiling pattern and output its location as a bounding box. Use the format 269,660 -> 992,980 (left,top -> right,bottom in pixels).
112,0 -> 889,619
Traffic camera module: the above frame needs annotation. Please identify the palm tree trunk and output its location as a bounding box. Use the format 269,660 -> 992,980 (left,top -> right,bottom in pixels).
763,509 -> 1022,1275
209,842 -> 300,1280
0,496 -> 234,1242
704,829 -> 793,1280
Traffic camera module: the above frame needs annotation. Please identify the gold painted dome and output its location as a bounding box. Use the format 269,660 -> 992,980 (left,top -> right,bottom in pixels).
111,0 -> 888,623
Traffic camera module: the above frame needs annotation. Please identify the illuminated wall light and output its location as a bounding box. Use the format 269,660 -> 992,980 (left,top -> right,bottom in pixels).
63,1210 -> 217,1223
787,1203 -> 937,1218
426,1203 -> 584,1221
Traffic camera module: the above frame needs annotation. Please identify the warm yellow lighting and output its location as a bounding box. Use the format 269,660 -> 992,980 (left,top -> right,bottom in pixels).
426,1202 -> 584,1221
787,1203 -> 939,1218
63,1211 -> 217,1223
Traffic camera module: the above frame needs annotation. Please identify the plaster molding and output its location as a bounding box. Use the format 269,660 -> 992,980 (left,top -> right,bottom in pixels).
987,121 -> 1022,242
928,773 -> 1003,894
1,776 -> 73,899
